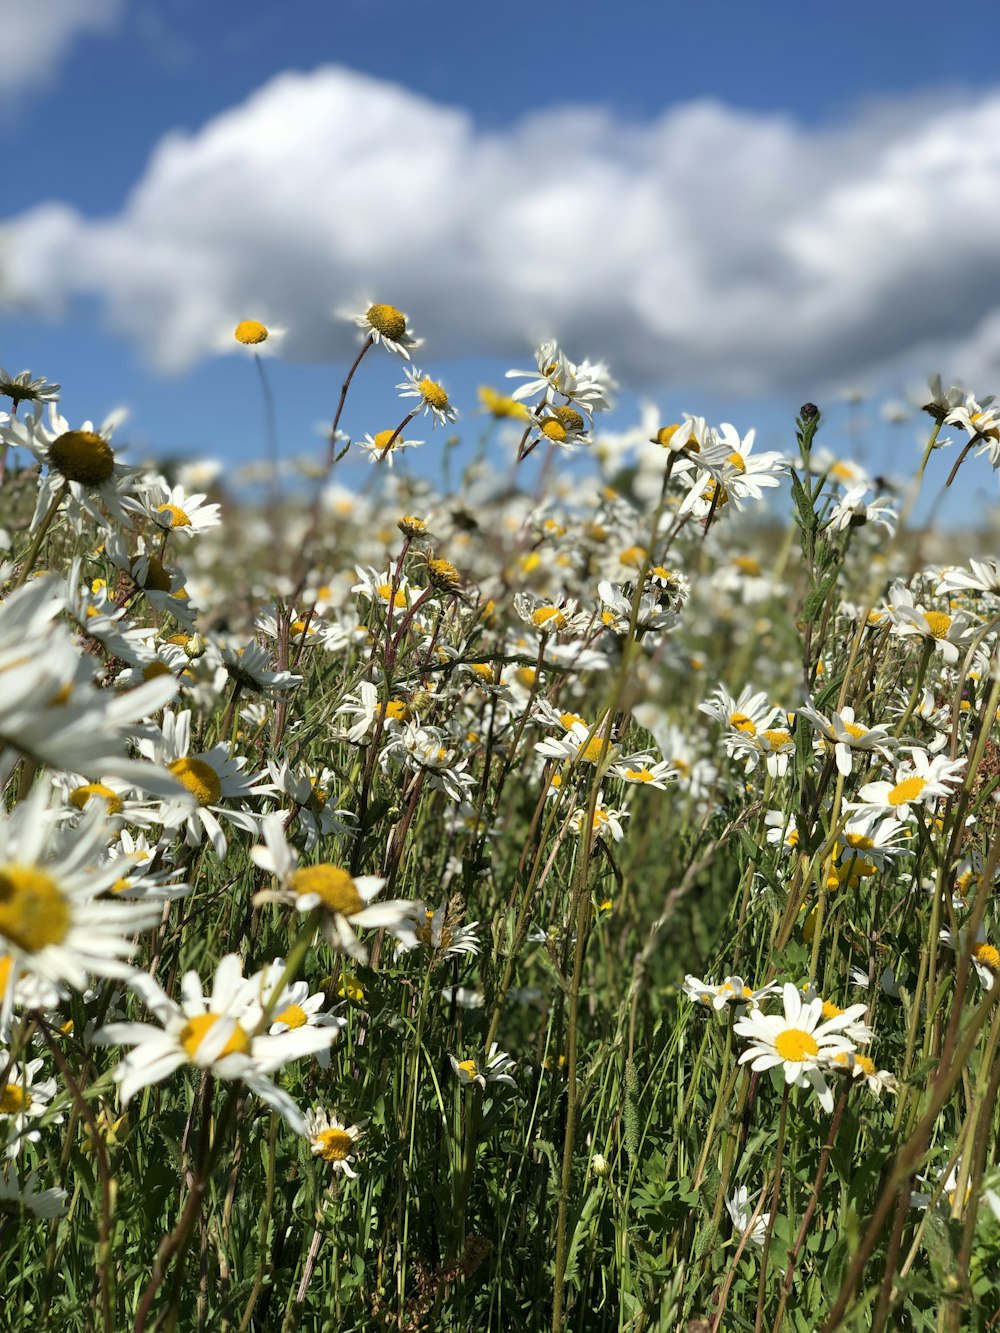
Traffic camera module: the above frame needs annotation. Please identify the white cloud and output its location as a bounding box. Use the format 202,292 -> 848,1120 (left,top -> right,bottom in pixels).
0,0 -> 124,94
7,65 -> 1000,394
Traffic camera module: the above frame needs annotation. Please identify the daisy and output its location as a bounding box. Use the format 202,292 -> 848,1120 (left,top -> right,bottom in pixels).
251,961 -> 346,1069
795,702 -> 899,777
0,1055 -> 61,1158
734,982 -> 858,1112
121,482 -> 221,538
449,1044 -> 517,1091
3,402 -> 140,531
597,581 -> 679,635
226,319 -> 287,356
93,955 -> 338,1133
396,367 -> 458,426
825,485 -> 897,536
378,723 -> 477,803
725,1184 -> 770,1246
850,749 -> 965,823
304,1108 -> 363,1177
220,641 -> 303,697
358,429 -> 425,466
0,368 -> 60,409
394,903 -> 481,960
344,300 -> 422,359
251,814 -> 413,963
683,975 -> 780,1012
0,785 -> 161,1000
939,923 -> 1000,991
568,798 -> 629,843
506,339 -> 615,416
0,578 -> 181,793
138,709 -> 274,857
728,726 -> 796,778
700,684 -> 779,739
888,582 -> 975,665
935,559 -> 1000,596
831,1050 -> 898,1096
0,1167 -> 68,1217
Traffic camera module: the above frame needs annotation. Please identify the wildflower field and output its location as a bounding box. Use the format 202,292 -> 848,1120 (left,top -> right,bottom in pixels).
0,307 -> 999,1333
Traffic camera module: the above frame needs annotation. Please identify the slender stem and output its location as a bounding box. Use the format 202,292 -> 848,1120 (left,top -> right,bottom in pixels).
14,479 -> 68,587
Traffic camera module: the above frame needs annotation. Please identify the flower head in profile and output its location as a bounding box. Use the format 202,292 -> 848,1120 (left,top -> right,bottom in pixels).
343,300 -> 422,359
397,367 -> 458,426
725,1184 -> 770,1246
0,369 -> 60,409
449,1044 -> 517,1091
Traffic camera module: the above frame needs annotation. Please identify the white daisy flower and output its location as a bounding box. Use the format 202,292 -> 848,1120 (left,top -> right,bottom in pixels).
396,367 -> 458,426
795,702 -> 899,777
304,1108 -> 363,1177
0,1167 -> 68,1217
93,955 -> 339,1133
343,299 -> 422,358
683,975 -> 780,1012
734,982 -> 857,1112
449,1044 -> 517,1090
138,710 -> 274,857
850,749 -> 965,823
121,483 -> 221,538
725,1184 -> 770,1246
251,814 -> 413,963
0,785 -> 161,1000
0,1055 -> 61,1157
220,641 -> 303,698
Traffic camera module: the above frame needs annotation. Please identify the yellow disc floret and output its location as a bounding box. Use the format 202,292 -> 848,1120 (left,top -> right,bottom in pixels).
888,776 -> 926,806
179,1012 -> 251,1061
774,1028 -> 819,1061
418,377 -> 449,410
290,865 -> 364,915
314,1127 -> 354,1162
169,757 -> 222,807
0,866 -> 71,953
234,320 -> 268,345
366,303 -> 406,342
69,783 -> 124,816
49,430 -> 115,486
155,504 -> 192,529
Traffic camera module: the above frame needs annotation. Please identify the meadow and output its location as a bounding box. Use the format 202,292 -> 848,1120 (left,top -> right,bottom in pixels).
0,306 -> 998,1332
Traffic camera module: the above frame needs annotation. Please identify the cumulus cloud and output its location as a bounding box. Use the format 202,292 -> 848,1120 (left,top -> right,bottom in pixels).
0,0 -> 124,95
7,65 -> 1000,393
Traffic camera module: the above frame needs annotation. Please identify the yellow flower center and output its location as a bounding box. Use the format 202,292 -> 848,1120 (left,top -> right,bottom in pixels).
845,832 -> 874,850
471,663 -> 496,683
314,1127 -> 354,1162
531,606 -> 567,631
169,757 -> 222,807
68,782 -> 124,815
514,667 -> 536,690
418,377 -> 449,409
821,1000 -> 844,1020
375,582 -> 407,610
457,1059 -> 478,1079
730,712 -> 757,735
0,1084 -> 29,1114
479,385 -> 526,418
179,1012 -> 251,1061
0,866 -> 71,953
618,545 -> 648,569
382,699 -> 411,722
290,865 -> 363,915
774,1028 -> 819,1061
234,320 -> 269,345
760,729 -> 791,749
888,775 -> 926,806
49,430 -> 115,486
726,451 -> 746,473
366,303 -> 406,341
842,720 -> 867,739
428,558 -> 461,589
155,503 -> 192,529
733,556 -> 762,576
275,1003 -> 308,1029
142,662 -> 173,682
338,977 -> 365,1002
655,424 -> 683,447
578,736 -> 610,764
973,942 -> 1000,971
552,406 -> 585,432
923,611 -> 952,639
540,418 -> 568,442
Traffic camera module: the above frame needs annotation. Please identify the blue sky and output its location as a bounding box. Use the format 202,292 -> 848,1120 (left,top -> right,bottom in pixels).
5,0 -> 1000,513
